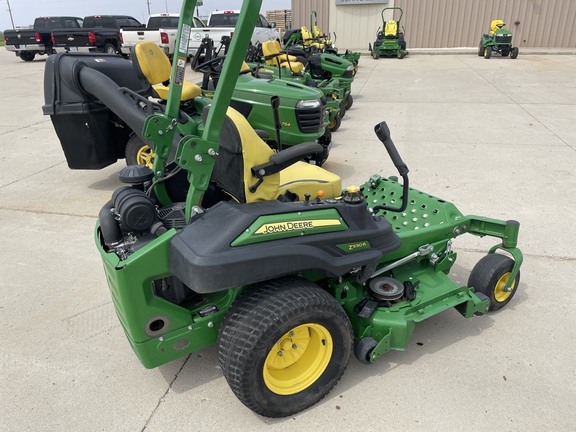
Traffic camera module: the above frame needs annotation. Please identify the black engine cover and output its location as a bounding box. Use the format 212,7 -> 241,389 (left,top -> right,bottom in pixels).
169,199 -> 401,293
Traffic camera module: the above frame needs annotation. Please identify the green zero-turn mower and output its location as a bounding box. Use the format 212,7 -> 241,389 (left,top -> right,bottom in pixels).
369,7 -> 409,59
479,20 -> 519,59
282,10 -> 361,75
45,0 -> 523,418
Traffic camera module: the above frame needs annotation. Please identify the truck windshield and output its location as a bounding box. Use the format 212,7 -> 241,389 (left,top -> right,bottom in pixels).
147,16 -> 180,29
208,13 -> 239,27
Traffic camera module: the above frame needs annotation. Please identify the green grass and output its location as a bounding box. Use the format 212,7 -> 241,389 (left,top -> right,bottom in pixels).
0,32 -> 5,46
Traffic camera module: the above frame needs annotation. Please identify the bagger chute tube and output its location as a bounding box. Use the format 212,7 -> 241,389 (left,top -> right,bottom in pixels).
88,0 -> 523,418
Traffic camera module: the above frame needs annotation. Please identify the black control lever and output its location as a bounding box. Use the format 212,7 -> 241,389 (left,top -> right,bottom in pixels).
271,96 -> 282,152
373,121 -> 410,213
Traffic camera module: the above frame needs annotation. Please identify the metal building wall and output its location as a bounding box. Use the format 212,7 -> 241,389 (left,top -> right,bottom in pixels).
291,0 -> 576,49
393,0 -> 576,48
291,0 -> 331,35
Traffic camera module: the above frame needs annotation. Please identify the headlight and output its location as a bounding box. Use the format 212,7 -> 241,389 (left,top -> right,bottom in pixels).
346,65 -> 354,71
296,99 -> 322,109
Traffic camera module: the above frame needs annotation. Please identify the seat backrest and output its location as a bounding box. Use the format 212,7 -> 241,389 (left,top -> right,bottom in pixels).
262,40 -> 280,66
490,19 -> 505,34
203,106 -> 280,203
384,20 -> 398,37
132,42 -> 171,85
301,26 -> 314,43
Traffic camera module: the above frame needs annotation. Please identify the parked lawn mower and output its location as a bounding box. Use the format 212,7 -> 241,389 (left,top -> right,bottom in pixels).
46,0 -> 524,419
282,11 -> 360,75
369,7 -> 408,59
478,20 -> 519,59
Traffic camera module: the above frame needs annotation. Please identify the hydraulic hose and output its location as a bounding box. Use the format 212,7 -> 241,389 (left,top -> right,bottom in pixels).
98,200 -> 123,247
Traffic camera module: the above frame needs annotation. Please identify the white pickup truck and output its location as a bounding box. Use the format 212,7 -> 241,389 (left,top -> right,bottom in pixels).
120,13 -> 205,58
188,10 -> 280,56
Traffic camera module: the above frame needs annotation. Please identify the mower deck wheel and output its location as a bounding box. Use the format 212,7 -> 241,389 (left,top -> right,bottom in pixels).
217,276 -> 353,418
468,254 -> 520,311
125,134 -> 155,168
354,337 -> 378,365
484,46 -> 492,59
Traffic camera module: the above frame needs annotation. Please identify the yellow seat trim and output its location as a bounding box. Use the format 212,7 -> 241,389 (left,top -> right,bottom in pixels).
133,41 -> 201,102
262,40 -> 304,73
225,108 -> 341,202
490,19 -> 505,34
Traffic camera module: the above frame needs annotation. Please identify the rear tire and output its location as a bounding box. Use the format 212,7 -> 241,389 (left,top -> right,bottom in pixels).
510,47 -> 519,59
484,46 -> 492,59
468,254 -> 520,311
218,277 -> 353,418
19,52 -> 35,61
103,43 -> 117,54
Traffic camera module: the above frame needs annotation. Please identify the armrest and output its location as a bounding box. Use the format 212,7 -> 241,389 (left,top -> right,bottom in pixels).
264,52 -> 283,61
251,142 -> 323,178
254,130 -> 270,139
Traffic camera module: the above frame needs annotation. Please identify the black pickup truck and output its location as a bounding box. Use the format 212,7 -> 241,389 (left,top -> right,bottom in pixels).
3,16 -> 83,61
51,15 -> 143,55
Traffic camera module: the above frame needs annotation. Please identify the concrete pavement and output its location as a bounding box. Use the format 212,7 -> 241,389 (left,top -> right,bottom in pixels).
1,48 -> 575,431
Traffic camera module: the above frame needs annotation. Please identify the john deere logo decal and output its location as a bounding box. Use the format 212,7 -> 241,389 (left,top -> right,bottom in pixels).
255,219 -> 341,235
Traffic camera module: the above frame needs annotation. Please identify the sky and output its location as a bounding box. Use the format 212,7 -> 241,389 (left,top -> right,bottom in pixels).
1,0 -> 291,30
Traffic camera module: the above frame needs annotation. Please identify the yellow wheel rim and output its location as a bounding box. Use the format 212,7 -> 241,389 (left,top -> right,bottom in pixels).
329,118 -> 337,128
136,145 -> 156,169
263,323 -> 333,396
494,272 -> 516,302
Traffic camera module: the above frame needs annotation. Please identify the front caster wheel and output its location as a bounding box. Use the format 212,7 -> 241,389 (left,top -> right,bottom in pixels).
328,114 -> 341,132
218,277 -> 353,418
343,93 -> 353,110
468,254 -> 520,311
125,134 -> 155,168
354,337 -> 378,365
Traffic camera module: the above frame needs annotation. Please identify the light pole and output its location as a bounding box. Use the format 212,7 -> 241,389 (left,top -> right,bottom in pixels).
6,0 -> 16,29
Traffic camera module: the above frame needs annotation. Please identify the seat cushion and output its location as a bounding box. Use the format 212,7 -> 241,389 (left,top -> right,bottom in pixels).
280,61 -> 304,74
278,161 -> 342,200
154,81 -> 202,101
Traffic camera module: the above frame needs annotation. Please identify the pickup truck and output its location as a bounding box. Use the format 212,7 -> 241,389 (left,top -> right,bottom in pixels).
120,14 -> 205,58
3,16 -> 83,61
188,10 -> 280,56
52,15 -> 142,55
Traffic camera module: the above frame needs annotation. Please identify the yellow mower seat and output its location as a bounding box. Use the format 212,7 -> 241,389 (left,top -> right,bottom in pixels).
301,26 -> 324,49
490,19 -> 505,35
132,41 -> 202,101
211,107 -> 341,203
384,20 -> 398,37
313,25 -> 332,45
261,41 -> 304,74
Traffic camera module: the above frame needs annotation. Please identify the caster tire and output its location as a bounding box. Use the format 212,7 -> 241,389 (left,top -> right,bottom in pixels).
468,254 -> 520,311
510,47 -> 519,59
125,134 -> 155,168
328,114 -> 341,132
344,94 -> 353,110
484,46 -> 492,59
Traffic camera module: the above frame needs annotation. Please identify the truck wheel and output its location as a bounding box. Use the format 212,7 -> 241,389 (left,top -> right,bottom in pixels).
19,52 -> 35,61
125,134 -> 155,168
218,276 -> 353,418
103,43 -> 117,54
484,46 -> 492,59
328,114 -> 341,132
468,254 -> 520,311
510,47 -> 519,59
